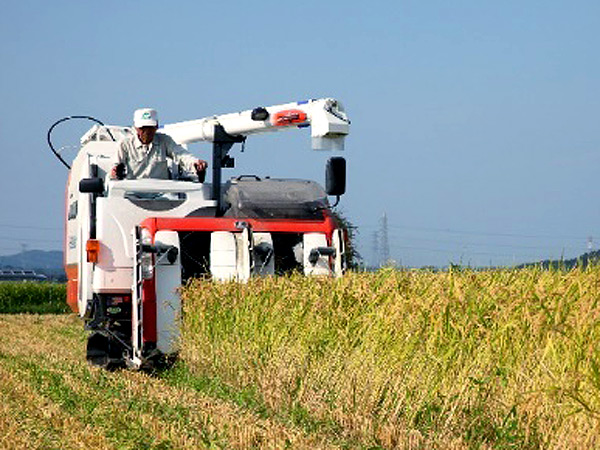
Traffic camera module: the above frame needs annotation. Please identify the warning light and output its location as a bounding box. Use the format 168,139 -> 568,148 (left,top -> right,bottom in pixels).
272,109 -> 308,127
86,239 -> 100,263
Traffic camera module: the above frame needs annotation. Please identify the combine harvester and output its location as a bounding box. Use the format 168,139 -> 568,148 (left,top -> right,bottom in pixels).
49,98 -> 350,369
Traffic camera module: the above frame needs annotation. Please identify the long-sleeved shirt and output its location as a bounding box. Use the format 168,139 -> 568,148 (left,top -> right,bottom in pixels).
114,131 -> 197,179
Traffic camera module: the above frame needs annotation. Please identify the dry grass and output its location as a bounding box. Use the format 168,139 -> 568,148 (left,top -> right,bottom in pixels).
180,266 -> 600,448
0,314 -> 335,449
0,364 -> 112,450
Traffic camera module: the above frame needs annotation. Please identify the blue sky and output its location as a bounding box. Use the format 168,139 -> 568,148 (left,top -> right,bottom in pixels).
0,1 -> 599,267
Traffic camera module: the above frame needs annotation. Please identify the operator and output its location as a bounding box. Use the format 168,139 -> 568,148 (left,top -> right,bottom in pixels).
112,108 -> 208,180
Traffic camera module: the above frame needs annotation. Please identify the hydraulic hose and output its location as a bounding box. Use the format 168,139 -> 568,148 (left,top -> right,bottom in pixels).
47,115 -> 115,169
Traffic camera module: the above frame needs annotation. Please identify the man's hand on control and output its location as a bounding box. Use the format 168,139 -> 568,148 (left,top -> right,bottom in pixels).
111,163 -> 126,180
194,160 -> 208,173
194,160 -> 208,182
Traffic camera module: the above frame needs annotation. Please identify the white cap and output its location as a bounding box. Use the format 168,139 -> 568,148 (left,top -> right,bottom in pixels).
133,108 -> 158,128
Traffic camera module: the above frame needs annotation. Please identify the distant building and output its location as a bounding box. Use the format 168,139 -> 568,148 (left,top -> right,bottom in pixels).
0,269 -> 47,282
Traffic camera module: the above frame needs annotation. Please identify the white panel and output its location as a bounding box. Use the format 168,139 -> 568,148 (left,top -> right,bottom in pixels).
303,233 -> 331,276
210,231 -> 237,281
75,158 -> 93,317
95,268 -> 133,294
333,229 -> 345,278
154,230 -> 182,355
235,228 -> 251,283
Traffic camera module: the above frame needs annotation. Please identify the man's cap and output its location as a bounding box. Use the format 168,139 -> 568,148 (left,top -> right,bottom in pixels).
133,108 -> 158,128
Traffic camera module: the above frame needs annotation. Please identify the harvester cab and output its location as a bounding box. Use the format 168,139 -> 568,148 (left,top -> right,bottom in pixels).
49,98 -> 350,370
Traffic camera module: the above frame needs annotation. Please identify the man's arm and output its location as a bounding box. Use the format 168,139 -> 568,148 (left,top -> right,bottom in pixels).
163,134 -> 208,178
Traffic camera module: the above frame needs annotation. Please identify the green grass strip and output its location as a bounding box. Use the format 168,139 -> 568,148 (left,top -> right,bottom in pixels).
0,352 -> 227,449
0,282 -> 68,314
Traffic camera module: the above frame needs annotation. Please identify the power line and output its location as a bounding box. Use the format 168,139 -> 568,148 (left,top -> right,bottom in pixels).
388,243 -> 564,260
386,234 -> 584,252
0,236 -> 62,243
355,218 -> 591,266
356,223 -> 589,241
0,245 -> 23,251
0,223 -> 62,231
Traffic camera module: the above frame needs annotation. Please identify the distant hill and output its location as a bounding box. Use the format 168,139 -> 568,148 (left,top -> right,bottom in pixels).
518,250 -> 600,270
0,250 -> 64,280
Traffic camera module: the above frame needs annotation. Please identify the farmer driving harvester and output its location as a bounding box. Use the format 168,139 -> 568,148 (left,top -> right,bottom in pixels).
112,108 -> 208,180
52,98 -> 350,370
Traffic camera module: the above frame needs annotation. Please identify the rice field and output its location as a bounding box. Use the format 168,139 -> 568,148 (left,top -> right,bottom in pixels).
1,267 -> 600,448
180,267 -> 600,448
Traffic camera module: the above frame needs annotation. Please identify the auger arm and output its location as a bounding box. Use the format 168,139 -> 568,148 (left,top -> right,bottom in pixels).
160,98 -> 350,151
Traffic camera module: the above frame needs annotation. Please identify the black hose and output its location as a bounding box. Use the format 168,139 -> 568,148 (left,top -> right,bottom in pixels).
47,115 -> 115,169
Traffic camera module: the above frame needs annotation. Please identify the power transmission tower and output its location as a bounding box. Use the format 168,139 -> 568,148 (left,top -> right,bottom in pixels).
380,213 -> 390,266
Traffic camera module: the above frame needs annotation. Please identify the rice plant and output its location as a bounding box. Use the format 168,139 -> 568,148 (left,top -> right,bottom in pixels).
180,266 -> 600,448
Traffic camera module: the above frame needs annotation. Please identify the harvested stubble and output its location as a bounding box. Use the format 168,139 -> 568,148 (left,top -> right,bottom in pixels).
0,315 -> 334,449
181,267 -> 600,449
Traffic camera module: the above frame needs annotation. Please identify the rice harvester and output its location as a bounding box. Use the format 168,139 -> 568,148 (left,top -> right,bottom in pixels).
49,98 -> 350,369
